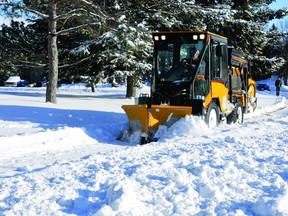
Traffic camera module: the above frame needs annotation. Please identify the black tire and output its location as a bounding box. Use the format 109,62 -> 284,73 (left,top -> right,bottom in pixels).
205,102 -> 219,128
227,100 -> 243,124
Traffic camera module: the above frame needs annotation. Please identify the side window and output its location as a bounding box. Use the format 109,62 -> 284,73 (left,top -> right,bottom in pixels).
194,48 -> 210,98
212,43 -> 220,78
202,48 -> 209,79
222,46 -> 228,79
211,42 -> 228,79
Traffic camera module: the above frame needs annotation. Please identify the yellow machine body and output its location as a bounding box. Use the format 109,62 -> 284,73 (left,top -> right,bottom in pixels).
120,31 -> 257,143
122,104 -> 192,135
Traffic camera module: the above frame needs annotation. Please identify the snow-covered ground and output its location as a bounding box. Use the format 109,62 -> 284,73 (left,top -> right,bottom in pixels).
0,79 -> 288,215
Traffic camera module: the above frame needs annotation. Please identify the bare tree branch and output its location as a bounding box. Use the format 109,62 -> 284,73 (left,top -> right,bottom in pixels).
59,54 -> 94,69
17,61 -> 47,67
55,22 -> 100,36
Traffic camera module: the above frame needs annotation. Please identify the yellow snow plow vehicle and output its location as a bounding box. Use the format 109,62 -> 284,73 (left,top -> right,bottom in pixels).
120,31 -> 257,144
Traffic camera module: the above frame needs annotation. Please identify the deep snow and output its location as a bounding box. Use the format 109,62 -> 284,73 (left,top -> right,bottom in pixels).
0,78 -> 288,215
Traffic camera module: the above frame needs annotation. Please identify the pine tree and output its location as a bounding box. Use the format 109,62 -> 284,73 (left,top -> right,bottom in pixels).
1,0 -> 288,93
1,0 -> 108,103
189,0 -> 288,78
0,20 -> 48,80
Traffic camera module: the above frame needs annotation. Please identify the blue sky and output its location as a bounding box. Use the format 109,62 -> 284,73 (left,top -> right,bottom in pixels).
268,0 -> 288,28
269,0 -> 287,9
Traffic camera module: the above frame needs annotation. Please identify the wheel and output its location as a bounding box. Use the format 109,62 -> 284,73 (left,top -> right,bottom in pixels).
227,100 -> 243,124
205,102 -> 219,128
140,136 -> 147,145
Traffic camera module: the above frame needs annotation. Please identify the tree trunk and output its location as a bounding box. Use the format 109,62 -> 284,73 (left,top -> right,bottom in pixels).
126,75 -> 136,98
46,0 -> 58,104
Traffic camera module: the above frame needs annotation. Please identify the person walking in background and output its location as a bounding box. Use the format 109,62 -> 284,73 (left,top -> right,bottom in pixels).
275,76 -> 282,96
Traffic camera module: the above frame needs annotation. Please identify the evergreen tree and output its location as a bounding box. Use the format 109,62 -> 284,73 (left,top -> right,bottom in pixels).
1,0 -> 288,94
261,24 -> 285,76
1,0 -> 108,103
0,20 -> 48,79
188,0 -> 288,79
96,15 -> 152,97
270,19 -> 288,84
0,21 -> 27,80
69,0 -> 155,97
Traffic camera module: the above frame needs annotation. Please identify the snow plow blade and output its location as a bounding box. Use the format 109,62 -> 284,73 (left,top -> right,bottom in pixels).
121,104 -> 192,142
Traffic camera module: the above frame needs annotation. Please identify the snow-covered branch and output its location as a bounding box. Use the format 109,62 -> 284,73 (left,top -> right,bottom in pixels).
23,7 -> 48,19
0,0 -> 12,5
55,8 -> 88,20
55,8 -> 107,22
77,0 -> 107,19
0,0 -> 48,19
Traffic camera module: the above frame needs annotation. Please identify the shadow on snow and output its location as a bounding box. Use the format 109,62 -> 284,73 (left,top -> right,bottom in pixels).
0,104 -> 129,145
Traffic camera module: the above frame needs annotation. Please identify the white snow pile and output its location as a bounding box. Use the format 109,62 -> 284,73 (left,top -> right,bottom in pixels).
1,80 -> 288,215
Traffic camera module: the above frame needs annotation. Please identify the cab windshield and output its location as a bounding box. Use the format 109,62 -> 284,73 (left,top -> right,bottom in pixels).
155,40 -> 205,82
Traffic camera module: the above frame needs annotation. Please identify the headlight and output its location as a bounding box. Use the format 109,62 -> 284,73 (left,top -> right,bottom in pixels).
200,34 -> 206,40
